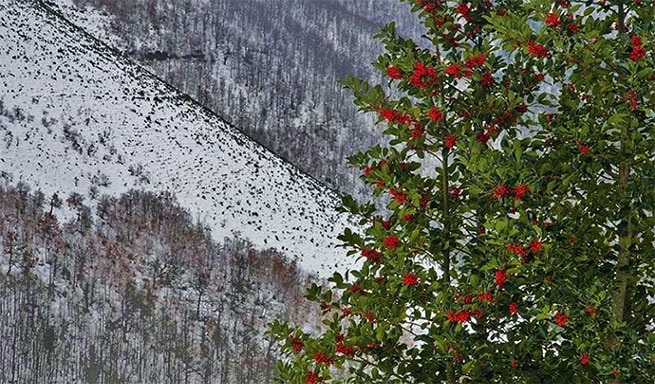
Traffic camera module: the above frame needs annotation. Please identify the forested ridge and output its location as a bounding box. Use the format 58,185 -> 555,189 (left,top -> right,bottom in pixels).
0,182 -> 322,384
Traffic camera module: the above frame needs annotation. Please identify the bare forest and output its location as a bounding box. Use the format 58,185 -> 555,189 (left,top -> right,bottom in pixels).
0,182 -> 321,384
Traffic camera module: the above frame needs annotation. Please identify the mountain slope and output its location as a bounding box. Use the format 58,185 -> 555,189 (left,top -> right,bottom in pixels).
53,0 -> 422,196
0,0 -> 354,277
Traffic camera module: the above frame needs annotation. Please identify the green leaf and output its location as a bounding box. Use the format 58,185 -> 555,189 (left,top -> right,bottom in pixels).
513,140 -> 523,164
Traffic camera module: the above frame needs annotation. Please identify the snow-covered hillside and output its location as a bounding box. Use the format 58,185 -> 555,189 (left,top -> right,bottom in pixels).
50,0 -> 422,198
0,0 -> 355,277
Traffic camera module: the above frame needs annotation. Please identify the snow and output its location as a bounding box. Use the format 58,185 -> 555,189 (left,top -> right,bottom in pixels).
0,0 -> 357,278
